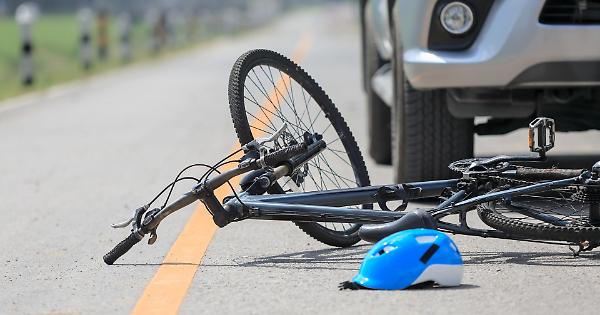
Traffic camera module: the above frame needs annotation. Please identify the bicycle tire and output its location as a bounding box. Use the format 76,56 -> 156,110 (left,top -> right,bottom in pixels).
477,186 -> 600,243
228,49 -> 372,247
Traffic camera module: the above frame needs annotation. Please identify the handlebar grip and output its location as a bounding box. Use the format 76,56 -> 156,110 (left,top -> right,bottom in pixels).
263,143 -> 307,167
103,233 -> 142,265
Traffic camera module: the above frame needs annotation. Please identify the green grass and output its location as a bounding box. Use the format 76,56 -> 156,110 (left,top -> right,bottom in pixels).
0,14 -> 203,101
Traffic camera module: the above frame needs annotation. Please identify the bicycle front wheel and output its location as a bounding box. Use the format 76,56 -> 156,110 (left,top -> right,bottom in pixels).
228,49 -> 371,247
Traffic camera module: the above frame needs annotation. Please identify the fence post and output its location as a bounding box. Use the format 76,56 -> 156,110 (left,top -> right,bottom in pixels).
118,12 -> 132,62
155,10 -> 167,52
145,9 -> 159,53
78,7 -> 93,70
15,2 -> 38,86
185,11 -> 198,43
96,9 -> 109,61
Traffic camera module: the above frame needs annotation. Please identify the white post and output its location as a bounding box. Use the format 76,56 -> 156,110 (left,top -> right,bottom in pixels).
15,2 -> 38,86
78,8 -> 93,70
145,9 -> 159,53
118,12 -> 132,62
96,9 -> 109,61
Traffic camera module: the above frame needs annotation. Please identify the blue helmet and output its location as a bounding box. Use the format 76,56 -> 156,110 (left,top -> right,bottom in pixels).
349,229 -> 463,290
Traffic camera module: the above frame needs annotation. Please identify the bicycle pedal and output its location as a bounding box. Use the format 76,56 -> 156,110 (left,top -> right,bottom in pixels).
528,117 -> 555,155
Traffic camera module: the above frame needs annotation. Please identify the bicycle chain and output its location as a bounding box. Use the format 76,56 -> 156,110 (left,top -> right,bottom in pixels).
487,175 -> 533,187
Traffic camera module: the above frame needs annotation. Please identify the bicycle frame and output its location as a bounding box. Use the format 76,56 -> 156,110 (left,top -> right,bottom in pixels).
151,117 -> 585,242
231,179 -> 458,224
222,175 -> 582,240
103,117 -> 596,266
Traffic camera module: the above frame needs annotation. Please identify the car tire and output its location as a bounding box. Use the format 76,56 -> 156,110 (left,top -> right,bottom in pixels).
390,15 -> 473,183
362,1 -> 392,165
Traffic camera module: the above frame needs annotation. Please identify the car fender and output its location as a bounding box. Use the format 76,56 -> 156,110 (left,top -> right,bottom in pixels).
366,0 -> 394,61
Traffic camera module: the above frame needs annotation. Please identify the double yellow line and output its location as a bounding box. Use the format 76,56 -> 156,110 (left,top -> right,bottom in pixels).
131,35 -> 313,315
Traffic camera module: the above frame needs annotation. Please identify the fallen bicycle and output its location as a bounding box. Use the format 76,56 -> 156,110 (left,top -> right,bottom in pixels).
104,50 -> 600,265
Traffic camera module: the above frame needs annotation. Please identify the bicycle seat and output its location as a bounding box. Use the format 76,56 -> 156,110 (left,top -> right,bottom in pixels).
358,209 -> 437,243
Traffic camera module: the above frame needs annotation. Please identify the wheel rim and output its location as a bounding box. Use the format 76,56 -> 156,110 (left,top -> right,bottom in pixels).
240,61 -> 364,234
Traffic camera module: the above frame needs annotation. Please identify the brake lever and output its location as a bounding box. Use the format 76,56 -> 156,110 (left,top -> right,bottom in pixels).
110,204 -> 149,229
243,123 -> 288,151
111,217 -> 134,229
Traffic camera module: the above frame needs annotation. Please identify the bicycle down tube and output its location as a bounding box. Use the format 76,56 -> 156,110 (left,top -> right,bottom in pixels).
224,179 -> 458,224
219,175 -> 583,225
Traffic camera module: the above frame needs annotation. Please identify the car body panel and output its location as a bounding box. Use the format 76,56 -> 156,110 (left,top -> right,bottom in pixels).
366,0 -> 394,60
365,0 -> 600,89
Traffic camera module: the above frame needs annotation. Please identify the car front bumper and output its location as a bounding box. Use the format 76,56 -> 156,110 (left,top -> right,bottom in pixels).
395,0 -> 600,89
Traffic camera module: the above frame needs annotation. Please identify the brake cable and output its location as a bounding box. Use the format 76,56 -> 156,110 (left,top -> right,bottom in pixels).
146,176 -> 201,207
157,157 -> 247,211
200,148 -> 243,185
159,148 -> 244,208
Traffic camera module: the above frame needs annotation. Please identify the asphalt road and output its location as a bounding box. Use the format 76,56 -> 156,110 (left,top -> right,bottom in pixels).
2,4 -> 600,315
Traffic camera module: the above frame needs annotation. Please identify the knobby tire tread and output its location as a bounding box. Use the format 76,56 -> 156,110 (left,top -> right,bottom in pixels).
400,84 -> 474,181
478,205 -> 600,243
228,49 -> 372,247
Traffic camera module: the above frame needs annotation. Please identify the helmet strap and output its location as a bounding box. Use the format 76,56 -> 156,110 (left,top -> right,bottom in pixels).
338,281 -> 370,291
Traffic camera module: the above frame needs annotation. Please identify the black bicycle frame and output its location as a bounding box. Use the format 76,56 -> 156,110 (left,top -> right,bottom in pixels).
228,179 -> 458,223
221,176 -> 582,239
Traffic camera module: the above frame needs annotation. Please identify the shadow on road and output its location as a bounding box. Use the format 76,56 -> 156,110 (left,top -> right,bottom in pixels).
124,246 -> 600,270
114,262 -> 201,266
406,283 -> 480,291
209,245 -> 600,271
204,244 -> 372,271
462,250 -> 600,267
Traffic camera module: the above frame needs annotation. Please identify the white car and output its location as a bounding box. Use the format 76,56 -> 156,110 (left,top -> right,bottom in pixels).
361,0 -> 600,181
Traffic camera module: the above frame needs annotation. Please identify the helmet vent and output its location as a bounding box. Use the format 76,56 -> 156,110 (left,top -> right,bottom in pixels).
420,244 -> 440,264
415,235 -> 437,244
375,245 -> 397,256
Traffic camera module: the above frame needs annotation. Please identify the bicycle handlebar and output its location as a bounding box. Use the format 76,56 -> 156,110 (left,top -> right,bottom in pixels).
103,138 -> 320,265
103,232 -> 142,265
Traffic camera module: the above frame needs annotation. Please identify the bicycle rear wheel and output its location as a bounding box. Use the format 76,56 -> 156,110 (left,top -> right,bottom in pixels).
228,49 -> 372,247
478,183 -> 600,243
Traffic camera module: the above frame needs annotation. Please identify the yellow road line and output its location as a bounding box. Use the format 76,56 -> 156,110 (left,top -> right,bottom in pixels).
131,35 -> 313,315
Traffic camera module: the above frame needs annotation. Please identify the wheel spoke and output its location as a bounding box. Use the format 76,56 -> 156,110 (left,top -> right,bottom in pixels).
493,187 -> 593,227
240,63 -> 366,235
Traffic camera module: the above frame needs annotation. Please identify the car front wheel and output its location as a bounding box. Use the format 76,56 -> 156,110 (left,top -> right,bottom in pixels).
390,19 -> 473,182
362,0 -> 392,165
